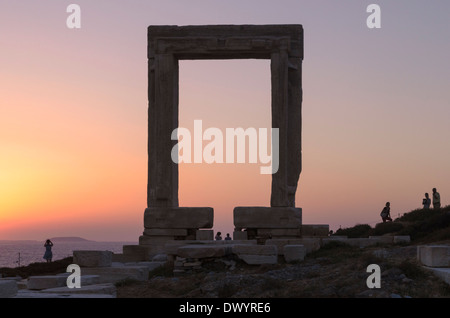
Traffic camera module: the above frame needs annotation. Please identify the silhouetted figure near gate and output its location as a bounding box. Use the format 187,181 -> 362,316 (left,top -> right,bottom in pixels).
380,202 -> 393,223
43,239 -> 53,263
422,193 -> 431,209
432,188 -> 441,209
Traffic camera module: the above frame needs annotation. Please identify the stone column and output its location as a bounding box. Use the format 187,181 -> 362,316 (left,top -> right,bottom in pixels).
287,57 -> 302,207
148,53 -> 179,208
143,51 -> 214,250
270,49 -> 289,207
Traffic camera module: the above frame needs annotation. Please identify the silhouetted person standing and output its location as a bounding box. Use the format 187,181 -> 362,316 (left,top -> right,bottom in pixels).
432,188 -> 441,209
380,202 -> 393,223
422,193 -> 431,209
43,239 -> 53,263
225,233 -> 232,241
215,232 -> 222,240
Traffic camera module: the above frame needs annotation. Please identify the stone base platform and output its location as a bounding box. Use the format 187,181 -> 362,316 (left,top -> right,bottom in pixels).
417,244 -> 450,287
233,206 -> 302,240
417,245 -> 450,267
140,207 -> 214,244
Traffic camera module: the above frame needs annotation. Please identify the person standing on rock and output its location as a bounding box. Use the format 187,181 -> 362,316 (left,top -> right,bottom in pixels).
380,202 -> 393,223
422,193 -> 431,209
43,239 -> 53,263
432,188 -> 441,209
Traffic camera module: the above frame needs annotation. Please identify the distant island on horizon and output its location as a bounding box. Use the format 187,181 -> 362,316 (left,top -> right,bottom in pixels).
49,236 -> 95,242
0,236 -> 96,243
0,237 -> 137,243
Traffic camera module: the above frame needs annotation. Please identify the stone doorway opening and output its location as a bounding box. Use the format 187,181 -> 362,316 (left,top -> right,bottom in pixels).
178,59 -> 272,239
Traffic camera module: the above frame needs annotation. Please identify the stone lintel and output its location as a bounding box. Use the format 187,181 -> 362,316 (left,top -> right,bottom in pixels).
234,206 -> 301,229
144,207 -> 214,229
153,36 -> 291,59
148,24 -> 303,59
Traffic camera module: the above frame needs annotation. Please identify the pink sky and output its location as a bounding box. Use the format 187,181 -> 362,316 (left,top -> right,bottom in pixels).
1,1 -> 449,241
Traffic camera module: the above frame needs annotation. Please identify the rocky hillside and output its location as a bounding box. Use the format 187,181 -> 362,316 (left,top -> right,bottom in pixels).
117,207 -> 450,299
335,205 -> 450,243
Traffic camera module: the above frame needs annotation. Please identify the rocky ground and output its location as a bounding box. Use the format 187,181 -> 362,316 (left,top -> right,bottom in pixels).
116,240 -> 450,298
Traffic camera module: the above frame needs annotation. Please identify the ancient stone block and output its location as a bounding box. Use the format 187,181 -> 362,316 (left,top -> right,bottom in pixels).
139,235 -> 177,244
0,280 -> 18,298
233,231 -> 248,240
143,228 -> 188,236
73,250 -> 113,267
237,254 -> 278,265
232,244 -> 277,256
196,230 -> 214,240
117,245 -> 154,262
393,235 -> 411,244
234,207 -> 301,229
283,245 -> 306,263
232,245 -> 278,264
176,245 -> 230,259
81,266 -> 150,283
256,228 -> 302,237
266,238 -> 320,255
418,245 -> 450,267
232,244 -> 278,265
147,25 -> 303,59
144,207 -> 213,229
26,275 -> 68,290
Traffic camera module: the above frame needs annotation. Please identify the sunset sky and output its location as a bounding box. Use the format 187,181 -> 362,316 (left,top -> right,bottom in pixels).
1,1 -> 449,241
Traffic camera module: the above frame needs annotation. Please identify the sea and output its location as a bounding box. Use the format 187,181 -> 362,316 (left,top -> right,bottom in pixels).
0,239 -> 136,268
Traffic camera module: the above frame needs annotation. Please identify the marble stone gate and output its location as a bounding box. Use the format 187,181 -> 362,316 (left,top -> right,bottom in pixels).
140,24 -> 304,246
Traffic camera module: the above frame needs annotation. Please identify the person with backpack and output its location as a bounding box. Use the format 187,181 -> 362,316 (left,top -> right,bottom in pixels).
380,202 -> 393,223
